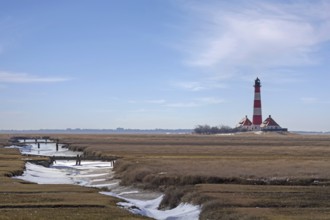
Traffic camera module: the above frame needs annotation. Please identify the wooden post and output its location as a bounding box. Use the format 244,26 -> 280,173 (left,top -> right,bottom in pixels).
76,154 -> 81,165
50,156 -> 56,164
38,143 -> 40,149
56,143 -> 59,151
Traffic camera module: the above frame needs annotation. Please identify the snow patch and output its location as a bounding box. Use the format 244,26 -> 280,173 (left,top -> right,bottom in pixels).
15,160 -> 114,187
6,143 -> 82,157
101,192 -> 201,220
14,162 -> 74,184
11,140 -> 201,220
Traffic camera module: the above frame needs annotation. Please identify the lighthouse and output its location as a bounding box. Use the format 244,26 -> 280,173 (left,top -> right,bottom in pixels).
236,77 -> 287,132
252,77 -> 262,130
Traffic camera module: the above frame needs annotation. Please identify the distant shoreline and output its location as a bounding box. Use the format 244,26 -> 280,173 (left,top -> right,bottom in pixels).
0,128 -> 193,134
0,129 -> 329,135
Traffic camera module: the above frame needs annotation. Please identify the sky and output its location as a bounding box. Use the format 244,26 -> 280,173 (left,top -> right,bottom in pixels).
0,0 -> 330,131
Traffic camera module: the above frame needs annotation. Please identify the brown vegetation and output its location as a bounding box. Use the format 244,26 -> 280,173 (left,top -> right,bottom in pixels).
196,184 -> 330,220
0,140 -> 148,220
0,134 -> 14,147
52,133 -> 330,219
2,133 -> 330,219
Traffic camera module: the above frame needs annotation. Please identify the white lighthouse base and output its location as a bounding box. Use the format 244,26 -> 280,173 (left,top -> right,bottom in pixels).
251,125 -> 261,131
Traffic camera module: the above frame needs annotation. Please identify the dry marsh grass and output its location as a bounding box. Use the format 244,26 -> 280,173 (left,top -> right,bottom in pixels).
3,133 -> 330,219
50,133 -> 330,219
54,133 -> 330,182
0,142 -> 148,220
196,184 -> 330,220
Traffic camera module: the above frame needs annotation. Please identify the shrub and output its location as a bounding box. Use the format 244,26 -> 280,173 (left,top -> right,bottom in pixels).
179,175 -> 205,185
142,174 -> 180,189
158,186 -> 188,209
121,167 -> 153,186
113,160 -> 134,173
194,124 -> 242,134
181,191 -> 210,205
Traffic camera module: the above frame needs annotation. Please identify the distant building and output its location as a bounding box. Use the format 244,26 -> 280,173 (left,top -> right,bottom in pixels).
236,78 -> 288,132
261,115 -> 287,131
237,116 -> 252,131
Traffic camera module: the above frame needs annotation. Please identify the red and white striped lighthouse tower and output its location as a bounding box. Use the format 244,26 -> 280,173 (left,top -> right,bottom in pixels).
252,77 -> 262,129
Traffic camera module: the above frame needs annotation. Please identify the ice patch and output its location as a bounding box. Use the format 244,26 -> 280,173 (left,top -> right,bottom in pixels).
14,162 -> 74,184
215,133 -> 234,136
15,160 -> 113,187
11,140 -> 201,219
118,191 -> 140,196
6,143 -> 81,157
101,192 -> 201,220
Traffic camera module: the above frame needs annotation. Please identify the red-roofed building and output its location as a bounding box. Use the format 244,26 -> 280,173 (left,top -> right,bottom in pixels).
260,115 -> 287,131
236,115 -> 253,131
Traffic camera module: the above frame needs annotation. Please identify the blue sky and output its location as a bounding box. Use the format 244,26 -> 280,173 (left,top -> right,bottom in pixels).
0,0 -> 330,131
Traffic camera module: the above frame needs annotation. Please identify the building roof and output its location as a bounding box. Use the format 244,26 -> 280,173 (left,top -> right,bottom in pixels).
261,115 -> 280,127
238,115 -> 252,126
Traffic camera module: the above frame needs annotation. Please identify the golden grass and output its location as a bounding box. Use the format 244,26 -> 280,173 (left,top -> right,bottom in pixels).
0,145 -> 148,220
2,133 -> 330,219
0,134 -> 14,147
55,133 -> 330,181
196,184 -> 330,220
50,133 -> 330,219
45,133 -> 330,181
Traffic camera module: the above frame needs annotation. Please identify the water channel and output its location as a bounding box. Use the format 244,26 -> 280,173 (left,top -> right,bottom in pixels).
7,139 -> 200,220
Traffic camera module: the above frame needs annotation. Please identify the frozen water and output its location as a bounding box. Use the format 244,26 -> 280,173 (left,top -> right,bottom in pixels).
7,142 -> 81,157
14,162 -> 73,184
101,192 -> 201,220
14,160 -> 113,186
10,140 -> 201,220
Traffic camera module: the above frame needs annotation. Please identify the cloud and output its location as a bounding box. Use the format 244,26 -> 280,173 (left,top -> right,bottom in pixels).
0,71 -> 71,83
196,97 -> 225,104
146,99 -> 167,104
129,108 -> 149,113
174,82 -> 205,91
300,97 -> 318,104
181,1 -> 330,70
174,81 -> 226,91
164,97 -> 224,108
164,102 -> 199,108
300,97 -> 330,105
